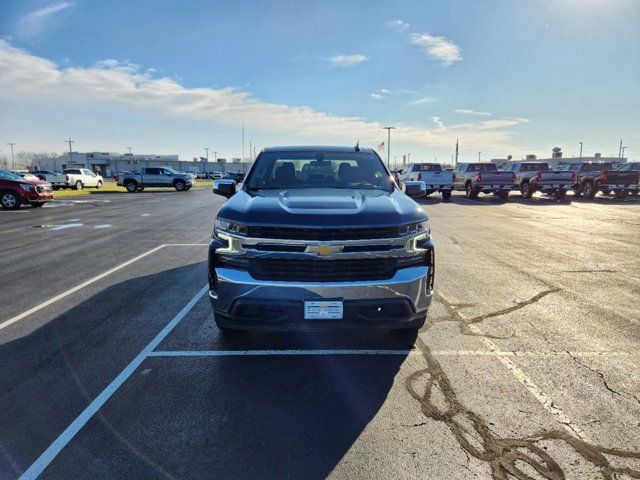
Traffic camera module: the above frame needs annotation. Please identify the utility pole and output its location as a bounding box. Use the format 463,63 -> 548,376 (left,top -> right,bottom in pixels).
455,138 -> 459,165
478,151 -> 481,162
127,146 -> 132,156
407,152 -> 411,165
249,141 -> 252,160
204,147 -> 209,162
213,151 -> 218,163
7,143 -> 15,169
66,138 -> 74,165
383,126 -> 395,170
578,142 -> 583,159
618,139 -> 623,158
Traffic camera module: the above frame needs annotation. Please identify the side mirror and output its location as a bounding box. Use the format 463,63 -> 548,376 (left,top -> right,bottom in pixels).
214,179 -> 237,198
404,180 -> 427,198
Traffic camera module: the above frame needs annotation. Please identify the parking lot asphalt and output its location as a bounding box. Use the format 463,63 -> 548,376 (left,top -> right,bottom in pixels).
1,189 -> 639,479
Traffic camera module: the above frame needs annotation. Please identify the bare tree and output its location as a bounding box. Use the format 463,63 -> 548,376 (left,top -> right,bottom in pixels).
16,151 -> 61,170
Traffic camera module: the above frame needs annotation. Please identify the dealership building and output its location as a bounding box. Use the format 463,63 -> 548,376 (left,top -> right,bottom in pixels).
39,152 -> 251,177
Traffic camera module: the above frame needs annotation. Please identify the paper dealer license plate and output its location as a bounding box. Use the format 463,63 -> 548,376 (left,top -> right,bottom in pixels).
304,301 -> 343,320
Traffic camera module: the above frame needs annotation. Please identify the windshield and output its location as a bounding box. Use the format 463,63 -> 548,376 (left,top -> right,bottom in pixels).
163,167 -> 179,174
246,151 -> 393,191
0,169 -> 22,180
413,164 -> 442,172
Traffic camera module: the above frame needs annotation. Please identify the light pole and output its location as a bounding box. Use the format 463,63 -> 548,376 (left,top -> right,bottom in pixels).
66,138 -> 74,165
213,151 -> 218,163
478,151 -> 481,162
204,147 -> 209,162
579,142 -> 583,159
383,126 -> 395,170
7,143 -> 15,169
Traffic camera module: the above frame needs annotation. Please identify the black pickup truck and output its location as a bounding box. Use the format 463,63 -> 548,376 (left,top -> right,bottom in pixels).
208,146 -> 434,334
561,162 -> 640,199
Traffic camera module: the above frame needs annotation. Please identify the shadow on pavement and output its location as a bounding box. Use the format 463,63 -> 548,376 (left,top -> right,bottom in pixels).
0,261 -> 414,479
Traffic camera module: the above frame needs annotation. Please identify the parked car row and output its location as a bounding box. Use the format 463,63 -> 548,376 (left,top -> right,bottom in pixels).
28,168 -> 104,190
396,162 -> 640,201
0,169 -> 54,209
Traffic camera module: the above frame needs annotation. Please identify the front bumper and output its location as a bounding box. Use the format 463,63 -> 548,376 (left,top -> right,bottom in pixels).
210,266 -> 432,330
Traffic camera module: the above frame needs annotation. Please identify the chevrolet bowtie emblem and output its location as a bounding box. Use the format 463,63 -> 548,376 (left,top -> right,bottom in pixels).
305,244 -> 344,256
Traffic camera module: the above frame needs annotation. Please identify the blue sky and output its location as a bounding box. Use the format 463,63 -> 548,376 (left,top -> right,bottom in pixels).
0,0 -> 638,163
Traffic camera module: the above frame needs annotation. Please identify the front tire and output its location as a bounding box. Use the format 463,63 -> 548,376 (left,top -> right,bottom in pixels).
614,190 -> 628,199
96,181 -> 103,189
582,181 -> 596,199
174,180 -> 187,191
1,191 -> 21,210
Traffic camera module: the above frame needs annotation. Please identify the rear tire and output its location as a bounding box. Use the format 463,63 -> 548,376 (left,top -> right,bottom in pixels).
465,182 -> 478,199
124,181 -> 138,193
1,191 -> 21,210
520,182 -> 533,199
74,181 -> 83,191
442,190 -> 452,200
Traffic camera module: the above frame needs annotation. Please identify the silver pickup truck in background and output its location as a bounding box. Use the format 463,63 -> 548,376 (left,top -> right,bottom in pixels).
115,167 -> 194,192
398,163 -> 453,200
31,170 -> 67,189
502,162 -> 575,200
453,163 -> 516,199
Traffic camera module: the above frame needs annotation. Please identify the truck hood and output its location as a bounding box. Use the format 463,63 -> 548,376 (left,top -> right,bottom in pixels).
217,188 -> 427,228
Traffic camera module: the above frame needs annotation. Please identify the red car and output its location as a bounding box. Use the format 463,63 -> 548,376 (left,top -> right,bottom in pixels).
0,169 -> 54,209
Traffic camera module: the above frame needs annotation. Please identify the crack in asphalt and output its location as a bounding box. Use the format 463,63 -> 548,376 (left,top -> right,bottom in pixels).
429,288 -> 559,340
406,289 -> 640,479
566,351 -> 640,408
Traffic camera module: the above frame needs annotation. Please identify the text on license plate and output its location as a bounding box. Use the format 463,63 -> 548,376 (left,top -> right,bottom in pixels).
304,301 -> 343,320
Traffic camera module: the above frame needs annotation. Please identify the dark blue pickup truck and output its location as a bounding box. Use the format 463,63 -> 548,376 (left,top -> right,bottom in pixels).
208,146 -> 434,334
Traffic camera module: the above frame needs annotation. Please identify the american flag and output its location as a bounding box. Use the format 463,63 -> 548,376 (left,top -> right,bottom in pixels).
377,141 -> 384,151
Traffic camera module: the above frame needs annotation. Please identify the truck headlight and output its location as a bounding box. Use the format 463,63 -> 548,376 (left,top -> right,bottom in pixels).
20,184 -> 34,192
400,221 -> 430,237
214,218 -> 247,236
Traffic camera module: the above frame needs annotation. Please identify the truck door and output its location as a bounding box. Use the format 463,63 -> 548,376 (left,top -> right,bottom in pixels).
144,168 -> 163,186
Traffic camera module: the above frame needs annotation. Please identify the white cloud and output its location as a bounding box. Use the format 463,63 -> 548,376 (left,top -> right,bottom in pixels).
454,108 -> 491,116
16,2 -> 74,40
407,96 -> 437,106
330,54 -> 369,67
0,40 -> 528,156
387,20 -> 409,31
380,88 -> 391,94
431,116 -> 447,130
410,33 -> 462,65
370,93 -> 384,101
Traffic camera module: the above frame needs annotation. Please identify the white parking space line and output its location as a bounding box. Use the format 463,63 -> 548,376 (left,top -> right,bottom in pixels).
148,349 -> 416,357
0,243 -> 209,332
431,350 -> 632,357
19,284 -> 209,480
0,245 -> 166,332
468,324 -> 588,440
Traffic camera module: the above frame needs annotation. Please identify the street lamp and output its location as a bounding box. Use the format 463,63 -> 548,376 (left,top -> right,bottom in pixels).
579,142 -> 583,159
383,126 -> 395,169
7,143 -> 15,169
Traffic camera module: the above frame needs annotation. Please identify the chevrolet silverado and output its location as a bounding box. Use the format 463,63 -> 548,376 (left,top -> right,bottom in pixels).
208,146 -> 434,333
562,162 -> 640,199
502,161 -> 575,200
453,162 -> 516,199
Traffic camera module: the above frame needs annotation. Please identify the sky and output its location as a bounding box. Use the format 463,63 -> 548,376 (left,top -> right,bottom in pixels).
0,0 -> 638,164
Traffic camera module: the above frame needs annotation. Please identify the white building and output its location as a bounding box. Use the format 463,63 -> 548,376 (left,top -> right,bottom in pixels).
39,152 -> 252,177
